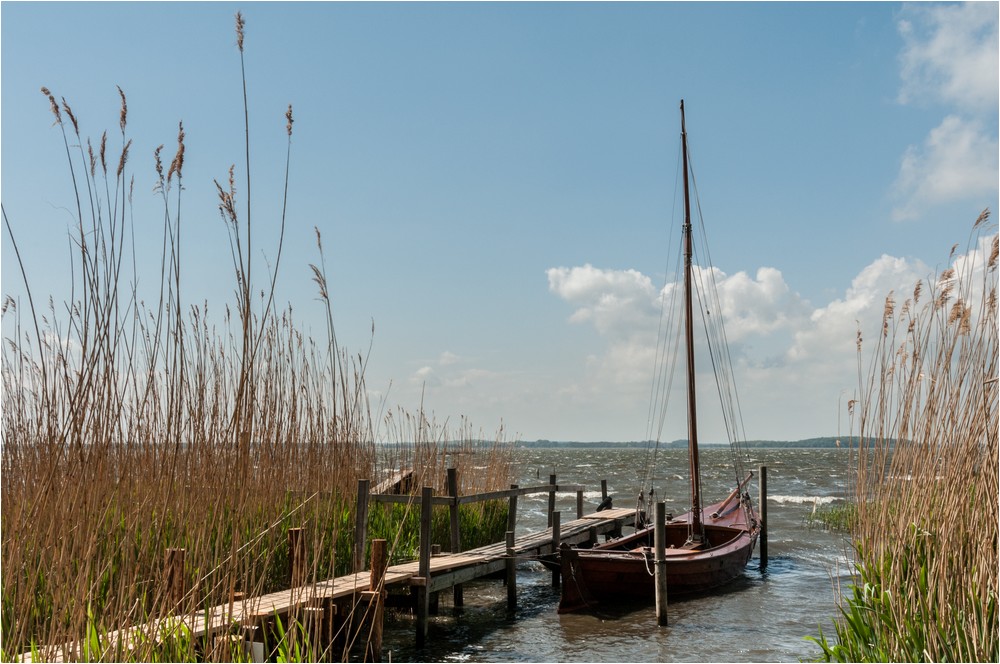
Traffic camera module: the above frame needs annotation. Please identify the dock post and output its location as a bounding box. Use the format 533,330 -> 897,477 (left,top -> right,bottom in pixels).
289,527 -> 306,589
654,501 -> 668,626
601,479 -> 608,502
447,467 -> 464,607
367,539 -> 387,662
551,511 -> 561,587
415,486 -> 433,647
507,484 -> 518,533
547,474 -> 557,527
288,526 -> 306,638
354,479 -> 370,573
164,548 -> 186,611
576,489 -> 584,520
505,530 -> 516,612
303,597 -> 332,654
759,465 -> 768,569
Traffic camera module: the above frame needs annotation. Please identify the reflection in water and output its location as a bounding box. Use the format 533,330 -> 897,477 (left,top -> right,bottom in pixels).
381,448 -> 852,662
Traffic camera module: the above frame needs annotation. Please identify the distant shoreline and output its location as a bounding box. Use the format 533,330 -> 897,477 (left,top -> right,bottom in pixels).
515,437 -> 849,449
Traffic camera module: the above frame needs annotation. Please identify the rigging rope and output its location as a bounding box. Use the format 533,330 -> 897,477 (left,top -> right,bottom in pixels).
639,131 -> 756,525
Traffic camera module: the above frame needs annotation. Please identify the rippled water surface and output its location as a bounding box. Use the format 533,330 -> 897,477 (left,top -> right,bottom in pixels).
381,447 -> 852,662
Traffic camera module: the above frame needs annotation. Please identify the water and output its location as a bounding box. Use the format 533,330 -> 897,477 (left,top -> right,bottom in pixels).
381,447 -> 853,662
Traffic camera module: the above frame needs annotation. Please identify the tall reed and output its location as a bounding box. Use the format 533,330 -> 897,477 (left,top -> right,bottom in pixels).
1,14 -> 511,662
813,212 -> 998,662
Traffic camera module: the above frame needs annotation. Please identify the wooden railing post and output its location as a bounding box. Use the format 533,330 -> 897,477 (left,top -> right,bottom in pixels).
447,467 -> 464,607
547,474 -> 557,527
415,486 -> 433,647
505,530 -> 517,613
550,511 -> 561,588
354,479 -> 370,573
507,484 -> 518,534
289,527 -> 306,589
164,548 -> 186,611
366,539 -> 387,662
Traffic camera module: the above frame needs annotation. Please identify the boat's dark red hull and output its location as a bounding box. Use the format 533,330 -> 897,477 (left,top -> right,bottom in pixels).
559,490 -> 759,613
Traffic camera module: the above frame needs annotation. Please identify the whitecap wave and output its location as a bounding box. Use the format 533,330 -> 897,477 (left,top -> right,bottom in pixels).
768,494 -> 842,505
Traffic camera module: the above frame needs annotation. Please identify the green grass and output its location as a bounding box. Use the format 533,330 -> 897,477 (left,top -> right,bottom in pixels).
804,503 -> 856,532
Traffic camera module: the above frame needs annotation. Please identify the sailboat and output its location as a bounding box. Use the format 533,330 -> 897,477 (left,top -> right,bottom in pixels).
558,101 -> 760,613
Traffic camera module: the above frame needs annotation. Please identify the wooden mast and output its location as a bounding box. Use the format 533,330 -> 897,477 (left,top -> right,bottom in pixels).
680,99 -> 704,543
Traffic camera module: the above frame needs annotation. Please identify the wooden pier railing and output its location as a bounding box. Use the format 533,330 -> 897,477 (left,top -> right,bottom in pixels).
20,471 -> 635,663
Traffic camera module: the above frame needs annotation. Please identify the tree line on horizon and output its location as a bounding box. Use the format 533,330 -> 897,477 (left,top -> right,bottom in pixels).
515,437 -> 859,449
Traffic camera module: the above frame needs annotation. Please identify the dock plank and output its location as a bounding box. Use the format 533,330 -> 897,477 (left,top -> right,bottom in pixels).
18,507 -> 636,662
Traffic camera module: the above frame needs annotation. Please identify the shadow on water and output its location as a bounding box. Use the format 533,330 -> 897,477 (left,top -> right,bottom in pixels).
382,566 -> 562,662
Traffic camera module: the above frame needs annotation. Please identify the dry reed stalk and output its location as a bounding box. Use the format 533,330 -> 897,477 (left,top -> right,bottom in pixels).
2,15 -> 512,662
845,211 -> 998,661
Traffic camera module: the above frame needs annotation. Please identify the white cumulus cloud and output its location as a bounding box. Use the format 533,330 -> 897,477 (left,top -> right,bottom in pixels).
892,2 -> 999,221
546,264 -> 658,335
898,2 -> 999,112
892,115 -> 999,221
788,254 -> 929,366
545,233 -> 994,441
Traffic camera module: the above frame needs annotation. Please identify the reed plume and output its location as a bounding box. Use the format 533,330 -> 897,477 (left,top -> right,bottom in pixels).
815,211 -> 998,662
2,17 -> 511,663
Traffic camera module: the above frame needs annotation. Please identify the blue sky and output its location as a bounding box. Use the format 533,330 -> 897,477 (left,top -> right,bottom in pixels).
2,2 -> 997,442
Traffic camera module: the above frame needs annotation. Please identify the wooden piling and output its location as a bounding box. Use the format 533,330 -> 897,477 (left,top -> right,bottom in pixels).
654,501 -> 668,626
248,612 -> 276,662
550,511 -> 561,587
759,464 -> 768,569
354,479 -> 371,573
547,474 -> 557,527
447,467 -> 464,606
505,530 -> 516,612
415,486 -> 433,647
288,527 -> 306,589
601,479 -> 608,502
507,484 -> 518,533
164,548 -> 186,611
576,489 -> 584,519
303,597 -> 330,654
367,539 -> 387,662
209,633 -> 236,662
240,622 -> 262,663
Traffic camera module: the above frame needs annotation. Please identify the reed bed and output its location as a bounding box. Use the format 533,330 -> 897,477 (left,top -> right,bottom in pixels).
1,14 -> 511,662
813,212 -> 998,662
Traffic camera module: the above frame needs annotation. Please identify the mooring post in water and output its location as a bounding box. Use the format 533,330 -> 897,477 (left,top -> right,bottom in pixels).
447,467 -> 464,607
654,501 -> 669,626
601,479 -> 608,503
354,479 -> 370,573
505,530 -> 517,612
759,464 -> 768,569
576,489 -> 584,519
415,485 -> 433,647
547,473 -> 557,527
551,511 -> 561,588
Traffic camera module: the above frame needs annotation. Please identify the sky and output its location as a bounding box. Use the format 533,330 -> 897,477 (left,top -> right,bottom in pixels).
2,2 -> 998,443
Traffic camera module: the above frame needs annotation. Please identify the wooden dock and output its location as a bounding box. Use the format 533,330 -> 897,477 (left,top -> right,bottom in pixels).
20,477 -> 638,663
